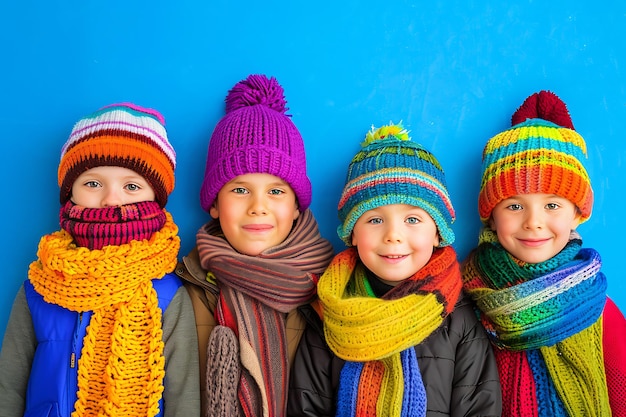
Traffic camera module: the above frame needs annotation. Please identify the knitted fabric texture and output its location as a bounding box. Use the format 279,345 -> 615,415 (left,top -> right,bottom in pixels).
478,90 -> 593,223
60,200 -> 166,250
206,326 -> 241,417
337,123 -> 455,247
59,103 -> 176,208
28,211 -> 180,417
318,246 -> 462,415
196,209 -> 334,417
336,349 -> 426,417
462,232 -> 610,417
602,298 -> 626,416
200,74 -> 312,212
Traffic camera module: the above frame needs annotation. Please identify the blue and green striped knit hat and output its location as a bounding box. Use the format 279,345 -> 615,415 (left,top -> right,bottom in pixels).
337,123 -> 456,247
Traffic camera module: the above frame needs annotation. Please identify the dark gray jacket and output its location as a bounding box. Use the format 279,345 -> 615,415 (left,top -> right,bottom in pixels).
288,292 -> 502,417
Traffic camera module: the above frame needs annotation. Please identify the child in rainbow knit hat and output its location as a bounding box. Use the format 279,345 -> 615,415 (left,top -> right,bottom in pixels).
462,90 -> 626,417
0,104 -> 200,417
287,123 -> 502,416
175,74 -> 335,417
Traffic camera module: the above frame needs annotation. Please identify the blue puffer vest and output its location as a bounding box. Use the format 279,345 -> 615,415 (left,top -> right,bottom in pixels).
23,272 -> 182,417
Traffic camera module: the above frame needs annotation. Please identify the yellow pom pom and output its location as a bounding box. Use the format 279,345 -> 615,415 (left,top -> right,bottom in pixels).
362,122 -> 410,146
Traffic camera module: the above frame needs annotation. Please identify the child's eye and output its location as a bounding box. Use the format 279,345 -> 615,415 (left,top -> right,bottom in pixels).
125,183 -> 141,192
405,216 -> 420,224
269,188 -> 284,195
84,180 -> 101,188
545,203 -> 559,210
232,187 -> 248,194
367,218 -> 383,225
507,203 -> 523,211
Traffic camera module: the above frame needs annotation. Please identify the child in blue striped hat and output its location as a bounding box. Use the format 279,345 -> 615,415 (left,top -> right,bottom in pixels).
288,123 -> 501,416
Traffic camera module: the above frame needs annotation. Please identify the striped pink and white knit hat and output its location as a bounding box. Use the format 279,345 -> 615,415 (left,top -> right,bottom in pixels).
58,103 -> 176,207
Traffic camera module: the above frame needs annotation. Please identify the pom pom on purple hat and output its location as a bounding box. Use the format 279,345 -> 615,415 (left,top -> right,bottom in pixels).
200,74 -> 312,212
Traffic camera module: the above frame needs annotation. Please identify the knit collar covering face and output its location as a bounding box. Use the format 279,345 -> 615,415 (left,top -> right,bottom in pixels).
60,200 -> 166,250
28,211 -> 180,417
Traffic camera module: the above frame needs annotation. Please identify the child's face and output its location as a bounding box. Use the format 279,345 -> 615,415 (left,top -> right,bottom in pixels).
210,173 -> 300,256
490,193 -> 581,264
71,166 -> 155,208
351,204 -> 440,286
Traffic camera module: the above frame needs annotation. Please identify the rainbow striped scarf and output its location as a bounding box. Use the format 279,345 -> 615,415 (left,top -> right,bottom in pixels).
29,210 -> 180,417
318,246 -> 462,416
462,229 -> 610,417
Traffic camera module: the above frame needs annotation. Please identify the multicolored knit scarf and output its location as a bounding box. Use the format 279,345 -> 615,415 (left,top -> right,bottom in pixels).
318,246 -> 462,416
196,209 -> 334,417
60,200 -> 167,250
28,207 -> 180,417
462,229 -> 610,417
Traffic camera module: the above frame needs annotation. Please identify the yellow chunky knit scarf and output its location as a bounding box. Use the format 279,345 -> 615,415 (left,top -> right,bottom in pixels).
28,211 -> 180,417
319,247 -> 461,361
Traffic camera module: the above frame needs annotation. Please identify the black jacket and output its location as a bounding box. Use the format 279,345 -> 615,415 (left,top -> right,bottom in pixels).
287,292 -> 502,416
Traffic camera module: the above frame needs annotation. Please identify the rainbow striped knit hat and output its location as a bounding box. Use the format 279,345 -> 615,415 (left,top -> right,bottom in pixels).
337,123 -> 456,247
478,90 -> 593,223
59,103 -> 176,208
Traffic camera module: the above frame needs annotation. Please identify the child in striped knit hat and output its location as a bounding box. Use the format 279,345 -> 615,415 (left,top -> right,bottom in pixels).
462,90 -> 626,417
0,103 -> 200,417
288,123 -> 502,416
175,74 -> 335,417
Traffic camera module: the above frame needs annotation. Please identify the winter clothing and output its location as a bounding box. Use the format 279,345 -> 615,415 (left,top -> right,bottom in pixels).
179,209 -> 334,417
27,209 -> 181,416
59,200 -> 167,250
200,74 -> 312,212
23,274 -> 177,416
59,103 -> 176,208
337,123 -> 455,247
185,74 -> 333,416
287,256 -> 502,416
463,231 -> 613,416
0,275 -> 199,417
463,90 -> 626,417
0,103 -> 199,417
288,123 -> 501,416
477,90 -> 592,223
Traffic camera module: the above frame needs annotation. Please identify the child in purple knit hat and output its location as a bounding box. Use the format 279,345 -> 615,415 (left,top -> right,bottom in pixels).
176,74 -> 335,417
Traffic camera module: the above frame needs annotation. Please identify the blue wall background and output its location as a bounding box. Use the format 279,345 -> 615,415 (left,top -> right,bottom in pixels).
1,0 -> 625,339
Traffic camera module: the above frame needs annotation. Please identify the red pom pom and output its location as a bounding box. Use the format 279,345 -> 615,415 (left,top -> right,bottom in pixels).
511,90 -> 574,130
225,74 -> 288,115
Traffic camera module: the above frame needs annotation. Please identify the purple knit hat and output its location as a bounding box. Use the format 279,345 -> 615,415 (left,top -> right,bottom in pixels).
200,74 -> 312,212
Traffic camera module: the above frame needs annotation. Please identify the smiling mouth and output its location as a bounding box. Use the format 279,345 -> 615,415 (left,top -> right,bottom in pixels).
243,224 -> 273,232
519,238 -> 549,247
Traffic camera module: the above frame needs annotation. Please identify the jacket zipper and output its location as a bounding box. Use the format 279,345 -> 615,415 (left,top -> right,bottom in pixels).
70,313 -> 82,368
67,312 -> 83,413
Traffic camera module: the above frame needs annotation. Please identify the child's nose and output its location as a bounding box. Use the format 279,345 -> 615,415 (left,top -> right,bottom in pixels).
101,189 -> 122,208
248,194 -> 268,215
384,223 -> 403,243
523,209 -> 544,229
